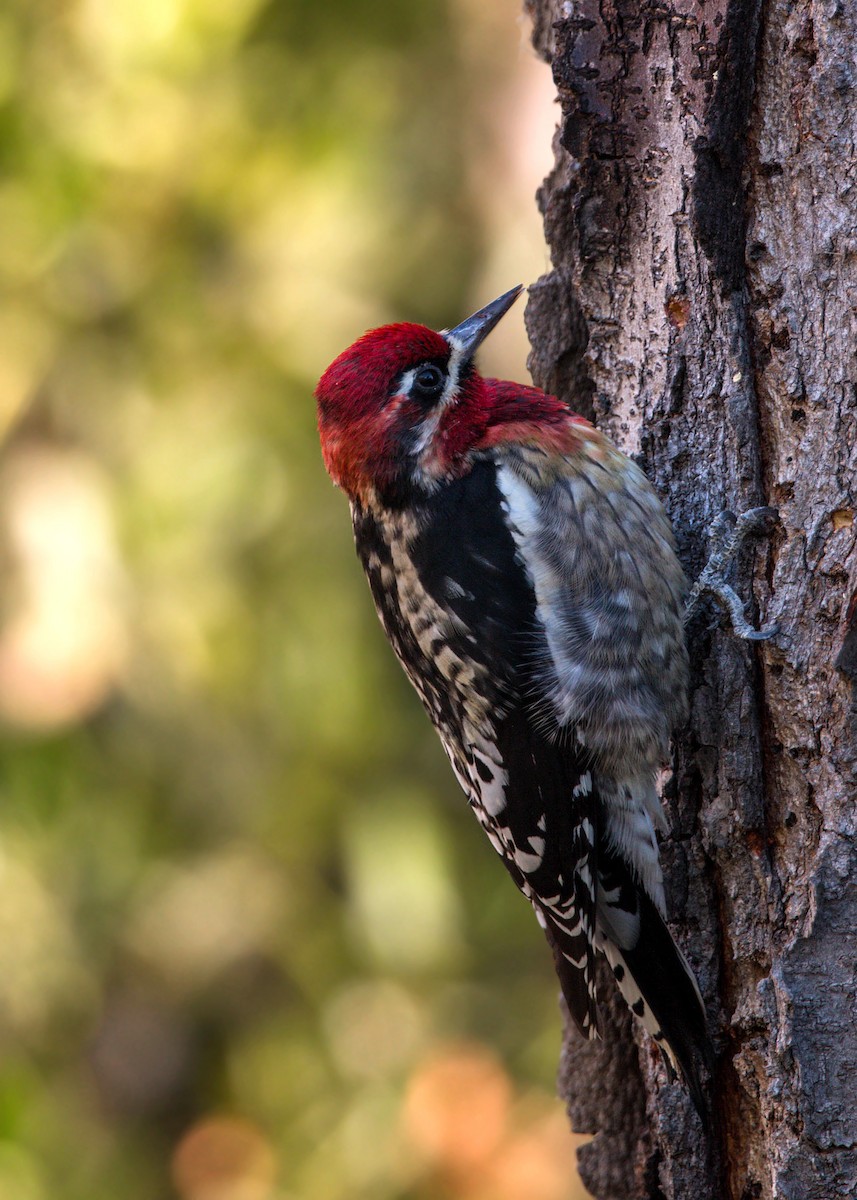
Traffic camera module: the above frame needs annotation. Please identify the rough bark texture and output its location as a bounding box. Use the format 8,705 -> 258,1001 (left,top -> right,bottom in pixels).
523,2 -> 857,1198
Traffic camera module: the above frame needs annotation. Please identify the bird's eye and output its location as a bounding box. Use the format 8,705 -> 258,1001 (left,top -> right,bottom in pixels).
412,364 -> 445,401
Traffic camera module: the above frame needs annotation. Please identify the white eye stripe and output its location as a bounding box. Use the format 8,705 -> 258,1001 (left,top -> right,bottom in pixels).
392,341 -> 468,475
398,367 -> 417,396
438,373 -> 458,409
443,334 -> 468,400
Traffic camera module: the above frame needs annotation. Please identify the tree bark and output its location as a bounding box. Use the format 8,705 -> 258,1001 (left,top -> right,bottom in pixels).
523,2 -> 857,1198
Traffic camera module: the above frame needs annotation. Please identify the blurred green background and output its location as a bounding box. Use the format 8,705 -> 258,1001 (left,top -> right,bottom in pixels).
0,1 -> 590,1197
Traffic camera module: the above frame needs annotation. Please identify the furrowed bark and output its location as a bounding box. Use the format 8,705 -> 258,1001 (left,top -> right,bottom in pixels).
524,2 -> 857,1197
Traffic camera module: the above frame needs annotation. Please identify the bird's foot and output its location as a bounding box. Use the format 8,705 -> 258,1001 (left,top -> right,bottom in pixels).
685,507 -> 779,641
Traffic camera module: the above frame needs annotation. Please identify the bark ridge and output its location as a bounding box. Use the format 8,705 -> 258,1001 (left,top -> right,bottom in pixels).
524,1 -> 857,1197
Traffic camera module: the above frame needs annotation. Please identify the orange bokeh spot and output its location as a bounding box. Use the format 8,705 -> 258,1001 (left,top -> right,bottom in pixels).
402,1042 -> 512,1174
171,1116 -> 277,1200
401,1042 -> 590,1200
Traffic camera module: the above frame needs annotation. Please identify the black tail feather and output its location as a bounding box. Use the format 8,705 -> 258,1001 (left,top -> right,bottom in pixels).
619,889 -> 713,1123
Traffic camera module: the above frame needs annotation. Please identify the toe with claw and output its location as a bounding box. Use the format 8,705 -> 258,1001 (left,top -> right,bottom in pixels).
685,506 -> 779,641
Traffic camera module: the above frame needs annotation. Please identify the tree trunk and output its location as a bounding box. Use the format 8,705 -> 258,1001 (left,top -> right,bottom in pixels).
523,2 -> 857,1197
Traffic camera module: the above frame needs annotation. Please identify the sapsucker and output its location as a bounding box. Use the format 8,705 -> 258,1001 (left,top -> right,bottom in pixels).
316,286 -> 710,1113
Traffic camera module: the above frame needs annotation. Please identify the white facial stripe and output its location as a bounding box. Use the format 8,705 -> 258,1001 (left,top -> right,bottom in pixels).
391,366 -> 443,460
405,337 -> 468,468
411,408 -> 443,457
442,333 -> 468,403
398,367 -> 417,395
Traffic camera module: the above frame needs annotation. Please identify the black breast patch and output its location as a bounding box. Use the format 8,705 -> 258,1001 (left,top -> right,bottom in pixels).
407,460 -> 537,687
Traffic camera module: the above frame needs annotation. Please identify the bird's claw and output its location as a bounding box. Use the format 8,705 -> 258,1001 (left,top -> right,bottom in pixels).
685,507 -> 779,640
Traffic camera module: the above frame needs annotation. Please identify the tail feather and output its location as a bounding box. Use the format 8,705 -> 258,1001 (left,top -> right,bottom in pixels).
597,889 -> 712,1122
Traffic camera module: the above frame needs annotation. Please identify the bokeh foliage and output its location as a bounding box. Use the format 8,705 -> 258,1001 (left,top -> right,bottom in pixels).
0,1 -> 585,1197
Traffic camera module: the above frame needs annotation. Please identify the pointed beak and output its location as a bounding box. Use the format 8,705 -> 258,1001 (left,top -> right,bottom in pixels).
444,285 -> 525,360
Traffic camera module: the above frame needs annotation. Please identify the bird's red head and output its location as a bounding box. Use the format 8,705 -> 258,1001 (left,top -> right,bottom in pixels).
316,286 -> 546,503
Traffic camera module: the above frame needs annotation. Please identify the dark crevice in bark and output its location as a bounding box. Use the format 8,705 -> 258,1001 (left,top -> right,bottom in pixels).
692,0 -> 766,295
710,852 -> 765,1200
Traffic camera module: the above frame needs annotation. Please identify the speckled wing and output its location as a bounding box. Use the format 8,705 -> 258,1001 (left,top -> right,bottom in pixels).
351,459 -> 603,1037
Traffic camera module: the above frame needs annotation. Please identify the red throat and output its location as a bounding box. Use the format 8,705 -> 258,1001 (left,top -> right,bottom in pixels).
430,377 -> 590,473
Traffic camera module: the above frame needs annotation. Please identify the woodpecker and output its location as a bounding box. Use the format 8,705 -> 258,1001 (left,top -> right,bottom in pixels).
316,285 -> 710,1114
